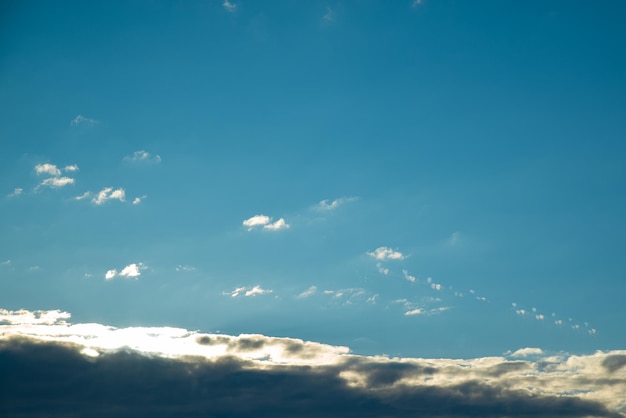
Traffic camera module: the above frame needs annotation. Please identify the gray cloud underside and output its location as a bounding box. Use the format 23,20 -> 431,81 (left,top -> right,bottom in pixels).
0,337 -> 623,418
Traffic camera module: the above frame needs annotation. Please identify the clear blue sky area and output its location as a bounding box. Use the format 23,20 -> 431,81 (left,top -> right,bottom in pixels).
1,0 -> 625,358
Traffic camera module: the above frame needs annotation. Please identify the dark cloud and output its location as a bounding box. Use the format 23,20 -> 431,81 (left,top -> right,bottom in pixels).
603,354 -> 626,373
0,338 -> 622,418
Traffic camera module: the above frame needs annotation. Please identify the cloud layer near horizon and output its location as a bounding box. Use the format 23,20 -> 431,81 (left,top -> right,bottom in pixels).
1,309 -> 624,418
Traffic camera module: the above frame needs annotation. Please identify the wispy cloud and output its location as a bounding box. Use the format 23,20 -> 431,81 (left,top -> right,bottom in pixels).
39,177 -> 75,188
223,0 -> 237,12
176,265 -> 196,272
402,269 -> 416,283
132,195 -> 147,205
298,286 -> 318,299
376,262 -> 390,275
367,246 -> 405,261
7,188 -> 23,198
224,285 -> 273,298
74,191 -> 91,201
124,150 -> 161,163
243,215 -> 290,231
70,115 -> 99,127
317,196 -> 357,211
93,187 -> 126,205
63,164 -> 79,172
411,0 -> 424,7
105,263 -> 146,280
322,6 -> 335,23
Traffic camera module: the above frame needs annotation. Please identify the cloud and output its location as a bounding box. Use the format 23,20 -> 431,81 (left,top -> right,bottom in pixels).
124,150 -> 161,163
71,115 -> 99,127
176,265 -> 196,272
132,195 -> 147,205
404,306 -> 449,316
7,188 -> 23,198
64,164 -> 79,172
264,218 -> 290,231
39,177 -> 75,188
376,262 -> 390,275
34,163 -> 61,176
1,260 -> 10,266
74,191 -> 91,200
93,187 -> 126,205
367,247 -> 405,261
402,269 -> 416,283
317,196 -> 357,211
223,0 -> 236,12
404,307 -> 425,316
509,348 -> 544,358
105,263 -> 145,280
2,309 -> 624,417
323,6 -> 335,23
412,0 -> 423,7
243,215 -> 290,231
298,286 -> 318,298
225,285 -> 273,298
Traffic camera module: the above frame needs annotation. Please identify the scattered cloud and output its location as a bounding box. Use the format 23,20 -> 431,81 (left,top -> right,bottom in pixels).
132,195 -> 147,205
402,269 -> 416,283
243,215 -> 290,231
35,163 -> 61,176
224,285 -> 273,298
176,265 -> 196,272
64,164 -> 79,172
298,286 -> 318,298
1,260 -> 11,266
2,309 -> 624,417
70,115 -> 99,127
223,0 -> 236,12
405,306 -> 449,316
7,188 -> 23,198
376,262 -> 390,275
93,187 -> 126,205
404,307 -> 425,316
124,150 -> 161,163
317,196 -> 357,211
367,246 -> 405,261
411,0 -> 423,7
74,191 -> 91,200
105,263 -> 146,280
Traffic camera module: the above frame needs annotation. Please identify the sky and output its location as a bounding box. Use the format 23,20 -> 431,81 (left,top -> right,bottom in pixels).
1,1 -> 625,415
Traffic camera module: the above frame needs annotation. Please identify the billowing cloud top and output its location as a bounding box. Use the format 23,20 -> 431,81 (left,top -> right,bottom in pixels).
0,308 -> 624,417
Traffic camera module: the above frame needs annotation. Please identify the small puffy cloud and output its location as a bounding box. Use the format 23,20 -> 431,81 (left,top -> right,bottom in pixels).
93,187 -> 126,205
317,197 -> 357,211
64,165 -> 79,172
105,263 -> 146,280
402,270 -> 416,283
223,0 -> 236,12
225,285 -> 273,298
124,150 -> 161,163
7,188 -> 23,198
74,191 -> 91,200
71,115 -> 99,127
298,286 -> 318,299
509,348 -> 543,358
35,163 -> 61,176
132,195 -> 147,205
404,308 -> 425,316
243,215 -> 290,231
367,247 -> 405,261
264,218 -> 290,231
39,177 -> 75,188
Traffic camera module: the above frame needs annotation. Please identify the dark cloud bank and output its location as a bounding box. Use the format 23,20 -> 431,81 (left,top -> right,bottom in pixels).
1,338 -> 623,418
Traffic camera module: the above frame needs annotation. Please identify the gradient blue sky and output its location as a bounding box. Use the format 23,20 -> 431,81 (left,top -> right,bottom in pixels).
1,0 -> 625,359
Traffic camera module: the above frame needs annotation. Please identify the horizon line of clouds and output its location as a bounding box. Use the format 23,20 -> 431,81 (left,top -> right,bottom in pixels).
1,309 -> 624,417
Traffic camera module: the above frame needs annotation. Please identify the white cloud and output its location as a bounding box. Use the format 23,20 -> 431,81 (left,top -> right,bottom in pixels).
105,263 -> 146,280
0,308 -> 71,325
402,269 -> 416,283
74,191 -> 91,200
71,115 -> 99,127
225,285 -> 273,298
243,215 -> 290,231
64,164 -> 79,172
223,0 -> 236,12
376,263 -> 390,275
298,286 -> 318,299
404,308 -> 425,316
7,187 -> 23,198
35,163 -> 61,176
367,247 -> 405,261
509,347 -> 543,358
264,218 -> 290,231
243,215 -> 271,230
132,195 -> 147,205
93,187 -> 126,205
124,150 -> 161,163
176,265 -> 196,272
317,197 -> 357,211
412,0 -> 423,7
39,177 -> 75,188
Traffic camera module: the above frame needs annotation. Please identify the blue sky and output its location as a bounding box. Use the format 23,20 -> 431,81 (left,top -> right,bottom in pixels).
1,0 -> 626,360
